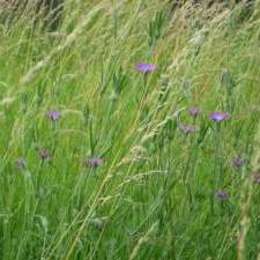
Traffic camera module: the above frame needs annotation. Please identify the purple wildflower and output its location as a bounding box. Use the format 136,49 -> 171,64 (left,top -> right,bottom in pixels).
136,63 -> 156,74
179,124 -> 198,135
16,158 -> 26,170
189,107 -> 201,118
47,111 -> 61,121
252,172 -> 260,184
215,190 -> 229,201
209,112 -> 230,122
39,149 -> 51,161
232,156 -> 246,170
86,157 -> 104,169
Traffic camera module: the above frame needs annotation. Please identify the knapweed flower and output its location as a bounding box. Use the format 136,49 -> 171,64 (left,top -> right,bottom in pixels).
136,63 -> 156,74
47,111 -> 61,121
16,158 -> 26,170
86,157 -> 103,169
189,107 -> 201,118
215,190 -> 229,201
39,149 -> 51,161
209,112 -> 230,122
179,124 -> 198,135
232,156 -> 246,170
252,172 -> 260,184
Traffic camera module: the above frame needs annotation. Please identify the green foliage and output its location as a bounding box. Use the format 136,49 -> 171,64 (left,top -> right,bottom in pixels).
147,10 -> 166,48
0,0 -> 259,259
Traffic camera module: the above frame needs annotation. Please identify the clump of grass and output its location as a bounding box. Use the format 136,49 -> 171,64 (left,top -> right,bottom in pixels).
0,0 -> 260,259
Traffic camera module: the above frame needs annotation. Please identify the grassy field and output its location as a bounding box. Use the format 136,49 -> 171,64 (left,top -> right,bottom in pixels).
0,1 -> 260,259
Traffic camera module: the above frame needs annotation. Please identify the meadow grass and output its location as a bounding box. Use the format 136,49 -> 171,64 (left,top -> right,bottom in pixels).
0,0 -> 260,259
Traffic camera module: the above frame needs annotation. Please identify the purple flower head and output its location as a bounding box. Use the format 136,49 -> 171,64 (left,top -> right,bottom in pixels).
16,158 -> 26,170
179,124 -> 198,135
209,112 -> 230,122
252,172 -> 260,184
136,63 -> 156,74
39,148 -> 51,161
86,157 -> 104,169
232,156 -> 246,170
47,111 -> 61,121
189,107 -> 201,118
215,190 -> 229,201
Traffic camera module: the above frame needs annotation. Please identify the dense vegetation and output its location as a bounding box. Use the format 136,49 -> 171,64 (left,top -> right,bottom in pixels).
0,1 -> 260,259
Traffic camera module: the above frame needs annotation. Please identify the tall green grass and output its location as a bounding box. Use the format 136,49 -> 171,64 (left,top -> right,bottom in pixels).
0,0 -> 260,259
